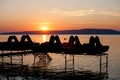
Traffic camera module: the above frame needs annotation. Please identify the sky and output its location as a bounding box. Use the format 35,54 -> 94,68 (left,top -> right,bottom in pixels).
0,0 -> 120,32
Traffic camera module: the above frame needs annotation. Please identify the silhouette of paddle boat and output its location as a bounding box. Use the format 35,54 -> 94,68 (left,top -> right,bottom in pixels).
0,35 -> 39,50
38,35 -> 63,53
0,35 -> 109,54
40,35 -> 109,54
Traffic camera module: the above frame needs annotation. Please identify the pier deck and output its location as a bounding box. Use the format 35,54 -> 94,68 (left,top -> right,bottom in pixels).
0,35 -> 109,80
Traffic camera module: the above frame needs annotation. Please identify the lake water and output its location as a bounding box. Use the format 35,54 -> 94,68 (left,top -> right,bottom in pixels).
0,35 -> 120,80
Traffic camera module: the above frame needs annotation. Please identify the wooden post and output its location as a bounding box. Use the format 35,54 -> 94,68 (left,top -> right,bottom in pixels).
100,55 -> 102,74
106,53 -> 108,78
10,51 -> 12,68
65,54 -> 67,72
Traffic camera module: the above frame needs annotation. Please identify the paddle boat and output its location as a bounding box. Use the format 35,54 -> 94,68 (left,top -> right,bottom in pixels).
0,35 -> 109,54
0,35 -> 39,50
40,35 -> 109,54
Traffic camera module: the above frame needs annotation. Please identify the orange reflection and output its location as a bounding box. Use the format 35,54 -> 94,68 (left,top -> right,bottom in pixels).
43,35 -> 46,42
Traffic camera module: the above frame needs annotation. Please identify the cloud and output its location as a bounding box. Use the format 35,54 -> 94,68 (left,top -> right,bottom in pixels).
50,8 -> 120,17
99,10 -> 120,17
50,8 -> 96,16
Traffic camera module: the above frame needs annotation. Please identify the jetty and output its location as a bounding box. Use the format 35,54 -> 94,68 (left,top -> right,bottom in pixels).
0,35 -> 109,80
0,35 -> 109,54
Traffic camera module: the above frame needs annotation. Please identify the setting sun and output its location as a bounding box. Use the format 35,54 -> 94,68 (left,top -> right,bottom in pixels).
36,22 -> 52,31
41,26 -> 48,31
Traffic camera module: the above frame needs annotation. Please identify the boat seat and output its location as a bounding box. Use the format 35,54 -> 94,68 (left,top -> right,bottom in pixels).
7,36 -> 19,43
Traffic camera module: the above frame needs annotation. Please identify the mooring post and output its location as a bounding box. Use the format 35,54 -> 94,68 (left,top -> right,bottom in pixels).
33,53 -> 36,67
100,54 -> 102,75
106,53 -> 108,78
72,53 -> 75,76
65,54 -> 67,72
1,50 -> 4,73
72,54 -> 74,71
10,51 -> 12,68
22,54 -> 23,67
1,50 -> 3,61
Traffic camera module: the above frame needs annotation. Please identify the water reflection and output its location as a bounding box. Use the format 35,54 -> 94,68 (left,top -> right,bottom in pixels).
0,52 -> 108,80
42,35 -> 46,42
34,53 -> 52,67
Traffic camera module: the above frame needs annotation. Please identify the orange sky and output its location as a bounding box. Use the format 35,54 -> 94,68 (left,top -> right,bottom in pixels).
0,0 -> 120,32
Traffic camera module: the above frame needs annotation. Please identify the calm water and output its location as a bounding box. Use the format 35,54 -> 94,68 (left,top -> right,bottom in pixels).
0,35 -> 120,80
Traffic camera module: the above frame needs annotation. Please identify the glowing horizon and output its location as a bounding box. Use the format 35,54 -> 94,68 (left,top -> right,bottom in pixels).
0,0 -> 120,32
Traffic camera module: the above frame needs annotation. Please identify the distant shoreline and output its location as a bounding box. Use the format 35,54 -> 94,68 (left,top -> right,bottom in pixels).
1,29 -> 120,35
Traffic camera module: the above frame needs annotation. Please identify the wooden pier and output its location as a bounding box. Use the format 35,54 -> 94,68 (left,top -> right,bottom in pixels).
0,35 -> 109,80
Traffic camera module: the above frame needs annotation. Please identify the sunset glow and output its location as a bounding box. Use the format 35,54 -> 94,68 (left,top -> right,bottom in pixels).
37,22 -> 51,31
0,0 -> 120,32
41,26 -> 48,31
36,22 -> 51,31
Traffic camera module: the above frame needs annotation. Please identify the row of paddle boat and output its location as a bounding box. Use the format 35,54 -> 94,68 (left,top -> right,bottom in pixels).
0,35 -> 109,54
0,35 -> 39,50
38,35 -> 109,54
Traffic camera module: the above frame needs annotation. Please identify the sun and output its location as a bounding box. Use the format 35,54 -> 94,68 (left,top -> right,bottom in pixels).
36,22 -> 52,31
41,26 -> 48,31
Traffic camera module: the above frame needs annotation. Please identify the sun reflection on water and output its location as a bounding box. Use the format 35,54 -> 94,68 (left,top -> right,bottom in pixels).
43,35 -> 46,42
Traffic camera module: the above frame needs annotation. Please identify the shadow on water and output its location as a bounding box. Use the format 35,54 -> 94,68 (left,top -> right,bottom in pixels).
0,52 -> 108,80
